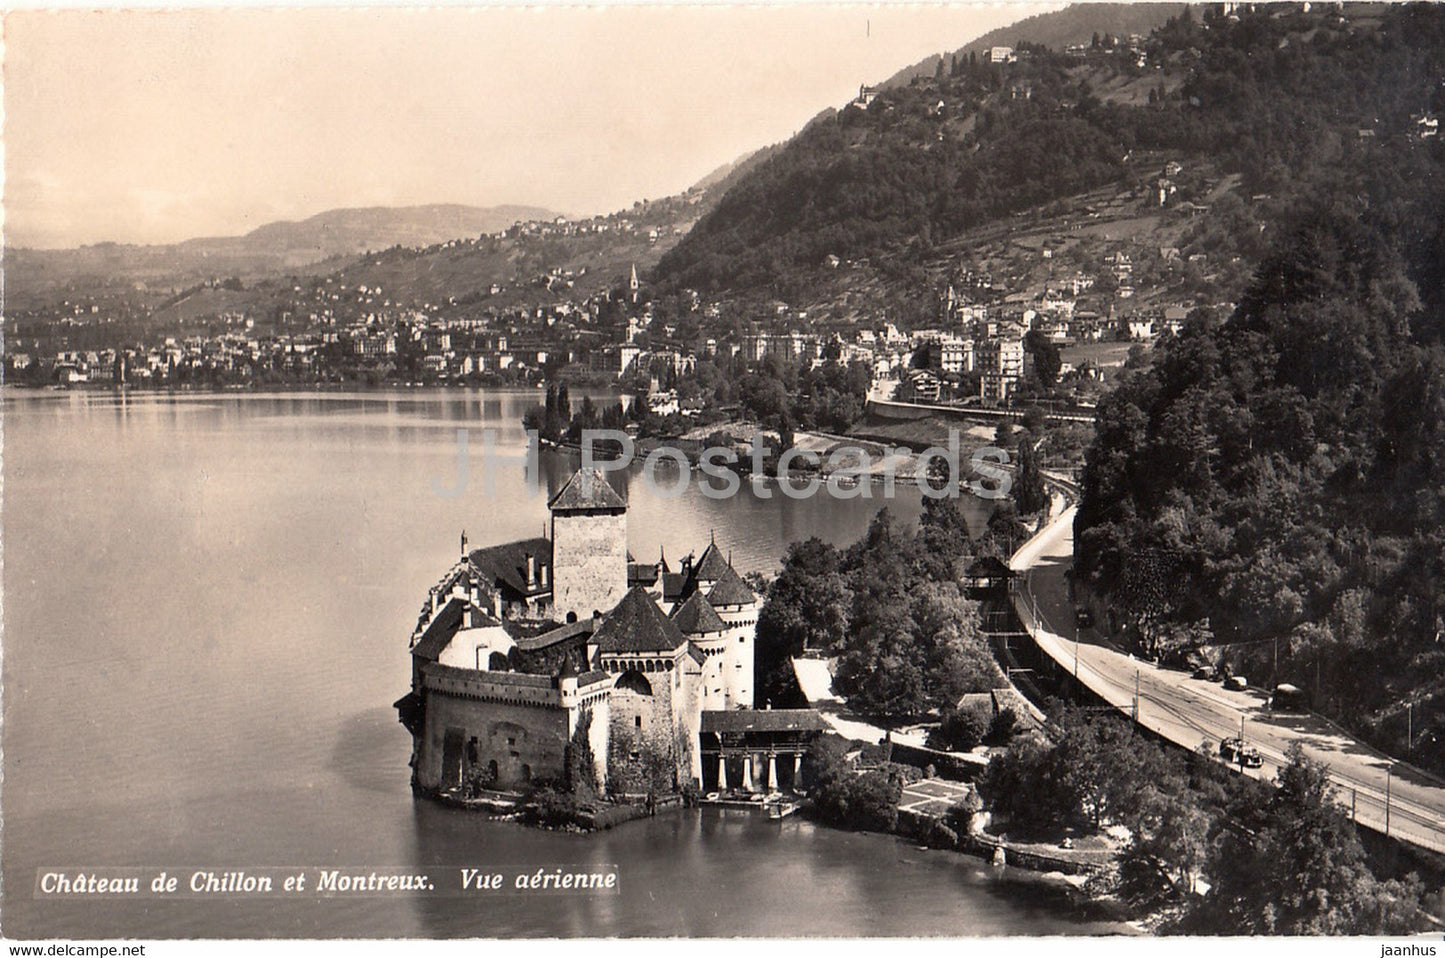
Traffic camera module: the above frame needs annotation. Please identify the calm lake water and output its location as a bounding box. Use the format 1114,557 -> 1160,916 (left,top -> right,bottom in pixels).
1,388 -> 1114,938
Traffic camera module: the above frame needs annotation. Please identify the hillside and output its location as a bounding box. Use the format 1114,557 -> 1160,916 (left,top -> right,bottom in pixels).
229,203 -> 556,257
654,3 -> 1445,305
5,203 -> 558,309
879,2 -> 1187,89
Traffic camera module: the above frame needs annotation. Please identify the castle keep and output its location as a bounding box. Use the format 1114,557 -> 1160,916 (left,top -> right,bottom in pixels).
396,468 -> 808,799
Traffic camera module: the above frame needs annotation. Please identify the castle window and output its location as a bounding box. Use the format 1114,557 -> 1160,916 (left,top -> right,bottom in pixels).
634,715 -> 642,729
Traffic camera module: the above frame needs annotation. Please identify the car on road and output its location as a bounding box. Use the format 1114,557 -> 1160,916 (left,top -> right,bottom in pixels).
1219,737 -> 1264,768
1224,675 -> 1249,692
1270,683 -> 1309,711
1192,665 -> 1219,680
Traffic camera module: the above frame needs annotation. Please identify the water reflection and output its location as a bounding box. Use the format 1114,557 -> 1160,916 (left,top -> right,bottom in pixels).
0,388 -> 1080,940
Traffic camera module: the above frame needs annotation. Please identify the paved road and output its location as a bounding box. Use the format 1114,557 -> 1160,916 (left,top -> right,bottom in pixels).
1010,504 -> 1445,856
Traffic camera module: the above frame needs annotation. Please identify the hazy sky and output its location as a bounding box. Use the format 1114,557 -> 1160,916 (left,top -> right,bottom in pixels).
5,3 -> 1060,249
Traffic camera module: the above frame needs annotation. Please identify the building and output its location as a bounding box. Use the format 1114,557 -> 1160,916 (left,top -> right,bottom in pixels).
939,336 -> 974,374
398,468 -> 785,801
851,84 -> 880,108
977,335 -> 1025,401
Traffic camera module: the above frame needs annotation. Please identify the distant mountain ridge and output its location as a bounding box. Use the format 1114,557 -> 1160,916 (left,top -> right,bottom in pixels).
217,203 -> 560,256
6,203 -> 560,307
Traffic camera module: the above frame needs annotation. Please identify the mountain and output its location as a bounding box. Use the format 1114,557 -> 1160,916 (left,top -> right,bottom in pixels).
878,2 -> 1188,89
655,2 -> 1445,302
220,203 -> 558,258
688,145 -> 782,195
6,203 -> 559,309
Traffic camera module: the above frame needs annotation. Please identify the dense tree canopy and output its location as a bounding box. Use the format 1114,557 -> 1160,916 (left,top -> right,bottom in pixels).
756,503 -> 1004,720
1075,192 -> 1445,770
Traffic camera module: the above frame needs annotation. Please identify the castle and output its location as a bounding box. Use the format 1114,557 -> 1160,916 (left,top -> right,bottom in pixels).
395,468 -> 821,798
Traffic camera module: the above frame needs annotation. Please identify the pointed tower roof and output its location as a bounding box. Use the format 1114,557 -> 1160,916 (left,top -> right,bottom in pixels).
691,541 -> 732,582
706,564 -> 757,607
671,591 -> 728,635
548,468 -> 626,513
592,587 -> 687,654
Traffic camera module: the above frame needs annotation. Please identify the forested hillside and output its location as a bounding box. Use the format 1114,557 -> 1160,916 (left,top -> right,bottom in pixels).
1072,6 -> 1445,771
656,3 -> 1445,299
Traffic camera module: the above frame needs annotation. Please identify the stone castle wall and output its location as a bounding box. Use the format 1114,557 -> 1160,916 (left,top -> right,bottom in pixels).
414,665 -> 611,791
416,689 -> 570,791
551,511 -> 627,621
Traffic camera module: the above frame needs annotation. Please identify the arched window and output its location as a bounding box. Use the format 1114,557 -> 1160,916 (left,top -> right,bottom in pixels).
488,651 -> 509,671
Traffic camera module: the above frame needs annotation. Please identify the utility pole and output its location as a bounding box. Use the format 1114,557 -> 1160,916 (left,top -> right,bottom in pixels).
1073,625 -> 1081,694
1351,787 -> 1357,823
1133,669 -> 1140,723
1407,703 -> 1413,756
1385,765 -> 1392,837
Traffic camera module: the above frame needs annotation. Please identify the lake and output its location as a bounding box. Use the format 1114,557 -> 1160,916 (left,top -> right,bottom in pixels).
1,388 -> 1116,938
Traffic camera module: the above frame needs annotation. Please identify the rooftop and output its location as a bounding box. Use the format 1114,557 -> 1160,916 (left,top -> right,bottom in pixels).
671,591 -> 728,635
411,596 -> 469,661
706,565 -> 756,607
468,536 -> 551,598
548,468 -> 626,513
592,587 -> 688,654
700,709 -> 828,734
690,541 -> 732,581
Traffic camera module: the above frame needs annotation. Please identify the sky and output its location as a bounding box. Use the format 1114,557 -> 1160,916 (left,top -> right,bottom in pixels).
4,2 -> 1061,249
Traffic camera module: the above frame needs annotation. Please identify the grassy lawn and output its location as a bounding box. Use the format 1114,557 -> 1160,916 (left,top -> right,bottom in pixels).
1062,340 -> 1139,369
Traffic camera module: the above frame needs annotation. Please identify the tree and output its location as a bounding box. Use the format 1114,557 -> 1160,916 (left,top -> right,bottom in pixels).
984,708 -> 1018,746
755,538 -> 852,703
1013,437 -> 1049,516
1188,744 -> 1425,934
915,496 -> 974,581
564,709 -> 599,800
1024,329 -> 1062,389
929,704 -> 992,751
812,768 -> 902,832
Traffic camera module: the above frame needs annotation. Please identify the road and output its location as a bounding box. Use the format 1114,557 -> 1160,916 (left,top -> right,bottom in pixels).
1010,503 -> 1445,856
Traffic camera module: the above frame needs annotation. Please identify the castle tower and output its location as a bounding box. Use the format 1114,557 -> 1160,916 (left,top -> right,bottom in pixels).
705,564 -> 759,709
549,468 -> 628,622
672,591 -> 729,711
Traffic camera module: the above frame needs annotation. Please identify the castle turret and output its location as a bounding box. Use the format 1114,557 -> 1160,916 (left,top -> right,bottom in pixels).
705,564 -> 759,709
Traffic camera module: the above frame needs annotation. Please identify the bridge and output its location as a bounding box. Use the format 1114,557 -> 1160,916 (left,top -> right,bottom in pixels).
866,395 -> 1097,426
